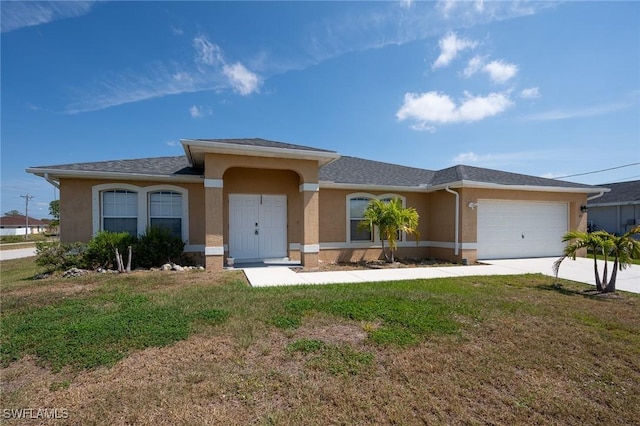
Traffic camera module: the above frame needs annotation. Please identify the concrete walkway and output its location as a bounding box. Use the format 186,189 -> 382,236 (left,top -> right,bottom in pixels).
0,248 -> 37,261
243,257 -> 640,294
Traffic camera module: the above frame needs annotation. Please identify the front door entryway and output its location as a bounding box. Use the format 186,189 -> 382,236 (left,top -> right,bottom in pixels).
229,194 -> 287,260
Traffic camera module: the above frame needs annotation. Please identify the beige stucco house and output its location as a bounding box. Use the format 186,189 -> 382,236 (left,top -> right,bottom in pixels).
27,138 -> 602,271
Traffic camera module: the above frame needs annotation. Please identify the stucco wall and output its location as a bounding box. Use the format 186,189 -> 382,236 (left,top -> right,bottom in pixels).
318,188 -> 428,243
58,178 -> 205,246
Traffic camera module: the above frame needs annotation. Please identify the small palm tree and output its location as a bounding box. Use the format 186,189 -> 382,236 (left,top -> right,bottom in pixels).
553,225 -> 640,293
358,198 -> 420,263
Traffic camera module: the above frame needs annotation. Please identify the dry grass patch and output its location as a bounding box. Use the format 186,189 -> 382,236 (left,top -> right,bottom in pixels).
1,257 -> 639,425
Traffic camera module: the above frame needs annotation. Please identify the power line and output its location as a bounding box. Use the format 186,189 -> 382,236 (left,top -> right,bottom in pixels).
554,162 -> 640,179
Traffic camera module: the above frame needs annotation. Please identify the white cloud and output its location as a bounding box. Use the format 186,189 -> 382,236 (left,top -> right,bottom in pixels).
462,55 -> 486,78
483,60 -> 518,83
396,90 -> 513,130
189,105 -> 213,118
453,152 -> 479,163
66,34 -> 261,113
399,0 -> 414,9
1,1 -> 94,33
451,149 -> 567,168
540,172 -> 566,179
520,87 -> 541,99
223,63 -> 261,95
193,35 -> 222,66
463,57 -> 518,84
166,140 -> 179,147
432,32 -> 478,69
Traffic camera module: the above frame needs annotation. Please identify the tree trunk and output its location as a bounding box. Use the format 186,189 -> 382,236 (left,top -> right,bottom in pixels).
115,248 -> 124,273
593,255 -> 603,292
126,246 -> 132,273
604,257 -> 618,293
601,255 -> 609,292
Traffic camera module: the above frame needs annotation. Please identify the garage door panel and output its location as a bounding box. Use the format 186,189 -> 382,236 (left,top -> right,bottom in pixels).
477,200 -> 567,260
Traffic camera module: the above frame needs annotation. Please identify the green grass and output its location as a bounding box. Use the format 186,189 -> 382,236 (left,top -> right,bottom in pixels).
2,258 -> 640,425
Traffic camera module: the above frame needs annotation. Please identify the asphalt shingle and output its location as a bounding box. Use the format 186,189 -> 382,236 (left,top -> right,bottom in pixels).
589,180 -> 640,205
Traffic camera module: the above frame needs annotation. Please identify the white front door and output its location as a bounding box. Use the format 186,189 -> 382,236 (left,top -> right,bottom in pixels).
229,194 -> 287,260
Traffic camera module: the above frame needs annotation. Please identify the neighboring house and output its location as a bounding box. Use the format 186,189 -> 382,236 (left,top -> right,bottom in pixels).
587,180 -> 640,235
0,215 -> 48,237
26,138 -> 604,271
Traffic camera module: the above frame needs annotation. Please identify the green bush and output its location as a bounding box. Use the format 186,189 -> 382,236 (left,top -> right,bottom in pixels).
84,231 -> 137,270
134,226 -> 185,268
35,241 -> 86,272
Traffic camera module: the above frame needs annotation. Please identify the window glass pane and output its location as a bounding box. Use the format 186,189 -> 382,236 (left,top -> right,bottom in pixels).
150,218 -> 182,239
350,220 -> 372,241
103,190 -> 137,217
349,198 -> 370,218
103,218 -> 137,235
149,192 -> 182,218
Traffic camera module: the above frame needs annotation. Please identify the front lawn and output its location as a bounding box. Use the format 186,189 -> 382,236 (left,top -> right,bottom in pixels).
1,257 -> 639,425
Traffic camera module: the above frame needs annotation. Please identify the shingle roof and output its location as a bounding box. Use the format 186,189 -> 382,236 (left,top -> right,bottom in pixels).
191,138 -> 337,153
0,215 -> 47,226
588,180 -> 640,205
27,149 -> 599,191
319,156 -> 435,186
29,156 -> 201,177
431,165 -> 597,189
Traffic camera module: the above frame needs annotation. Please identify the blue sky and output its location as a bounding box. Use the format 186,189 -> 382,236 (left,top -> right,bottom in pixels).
1,1 -> 639,218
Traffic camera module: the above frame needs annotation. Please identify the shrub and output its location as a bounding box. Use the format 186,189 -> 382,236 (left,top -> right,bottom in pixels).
35,241 -> 86,272
84,231 -> 137,270
134,226 -> 185,268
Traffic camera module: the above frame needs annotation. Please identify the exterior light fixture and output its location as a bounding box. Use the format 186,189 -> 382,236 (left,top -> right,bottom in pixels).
580,205 -> 588,213
468,202 -> 478,210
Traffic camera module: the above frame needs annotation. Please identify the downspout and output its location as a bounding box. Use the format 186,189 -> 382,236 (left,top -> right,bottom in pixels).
44,173 -> 60,189
445,186 -> 460,256
587,191 -> 604,202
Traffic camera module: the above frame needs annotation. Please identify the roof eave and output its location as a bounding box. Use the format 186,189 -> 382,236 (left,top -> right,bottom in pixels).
26,168 -> 204,183
319,181 -> 430,193
321,179 -> 606,194
181,139 -> 341,167
587,200 -> 640,207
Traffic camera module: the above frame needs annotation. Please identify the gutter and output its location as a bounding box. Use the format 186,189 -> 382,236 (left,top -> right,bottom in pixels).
445,186 -> 460,256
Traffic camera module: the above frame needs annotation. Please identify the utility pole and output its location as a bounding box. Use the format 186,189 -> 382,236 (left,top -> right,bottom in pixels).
20,194 -> 34,241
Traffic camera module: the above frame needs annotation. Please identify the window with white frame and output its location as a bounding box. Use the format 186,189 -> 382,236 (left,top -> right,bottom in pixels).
93,184 -> 189,242
349,197 -> 373,242
102,189 -> 138,235
347,193 -> 406,243
149,191 -> 182,238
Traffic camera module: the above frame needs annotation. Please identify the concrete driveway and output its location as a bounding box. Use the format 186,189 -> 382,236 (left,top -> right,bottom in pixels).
483,257 -> 640,294
244,257 -> 640,294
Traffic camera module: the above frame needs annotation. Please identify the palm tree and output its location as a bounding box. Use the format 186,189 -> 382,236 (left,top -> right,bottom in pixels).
358,198 -> 420,263
603,225 -> 640,292
553,226 -> 640,293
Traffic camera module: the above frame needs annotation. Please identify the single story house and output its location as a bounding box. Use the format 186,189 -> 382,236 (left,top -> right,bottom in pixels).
587,180 -> 639,235
0,215 -> 48,237
26,138 -> 604,270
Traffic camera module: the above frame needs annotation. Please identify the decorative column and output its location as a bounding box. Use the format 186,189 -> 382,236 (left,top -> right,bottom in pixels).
300,182 -> 320,269
204,178 -> 224,271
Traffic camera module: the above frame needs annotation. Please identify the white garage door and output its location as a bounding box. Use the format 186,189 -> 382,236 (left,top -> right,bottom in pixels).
477,200 -> 568,259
